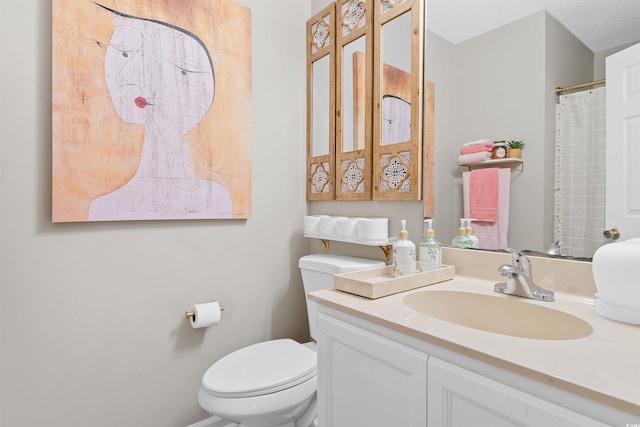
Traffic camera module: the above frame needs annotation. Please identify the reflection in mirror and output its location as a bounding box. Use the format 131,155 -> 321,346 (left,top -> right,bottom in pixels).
426,2 -> 640,256
312,56 -> 330,157
341,36 -> 366,153
306,3 -> 336,200
381,11 -> 412,146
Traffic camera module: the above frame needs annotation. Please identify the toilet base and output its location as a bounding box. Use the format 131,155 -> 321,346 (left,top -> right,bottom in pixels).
198,376 -> 317,427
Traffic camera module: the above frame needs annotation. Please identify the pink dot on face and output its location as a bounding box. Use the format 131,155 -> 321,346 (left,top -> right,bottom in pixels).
134,97 -> 148,108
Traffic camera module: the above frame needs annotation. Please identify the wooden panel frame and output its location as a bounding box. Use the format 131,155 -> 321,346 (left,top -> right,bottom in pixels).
423,80 -> 435,217
372,0 -> 424,201
336,0 -> 374,200
307,3 -> 336,200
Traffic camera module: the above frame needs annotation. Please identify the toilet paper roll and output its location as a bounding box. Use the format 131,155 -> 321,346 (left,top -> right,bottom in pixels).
190,302 -> 221,329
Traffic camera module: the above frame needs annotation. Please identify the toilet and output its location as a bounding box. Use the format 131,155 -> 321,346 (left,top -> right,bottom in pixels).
197,253 -> 385,427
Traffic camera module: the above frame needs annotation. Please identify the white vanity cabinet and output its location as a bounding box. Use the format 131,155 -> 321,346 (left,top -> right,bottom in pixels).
317,312 -> 428,426
428,357 -> 609,427
316,307 -> 635,427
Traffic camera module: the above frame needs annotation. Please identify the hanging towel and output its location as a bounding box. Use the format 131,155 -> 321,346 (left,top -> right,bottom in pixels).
469,168 -> 499,222
458,152 -> 491,165
460,142 -> 493,155
463,168 -> 511,250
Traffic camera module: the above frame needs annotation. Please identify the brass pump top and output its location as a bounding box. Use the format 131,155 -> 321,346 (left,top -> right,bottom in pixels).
399,219 -> 409,239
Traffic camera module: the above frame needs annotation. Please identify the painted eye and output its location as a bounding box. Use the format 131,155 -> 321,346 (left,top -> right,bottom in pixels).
181,70 -> 187,76
122,52 -> 129,58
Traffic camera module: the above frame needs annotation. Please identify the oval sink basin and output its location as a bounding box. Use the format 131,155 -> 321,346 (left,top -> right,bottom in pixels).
403,290 -> 593,340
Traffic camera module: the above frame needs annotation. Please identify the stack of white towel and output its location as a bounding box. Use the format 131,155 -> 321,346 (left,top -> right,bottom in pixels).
457,139 -> 493,165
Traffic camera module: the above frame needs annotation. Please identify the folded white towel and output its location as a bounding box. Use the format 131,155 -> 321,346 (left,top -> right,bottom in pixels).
458,151 -> 491,165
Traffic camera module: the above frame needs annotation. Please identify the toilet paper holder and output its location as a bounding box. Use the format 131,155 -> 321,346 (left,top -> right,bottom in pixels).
185,302 -> 225,320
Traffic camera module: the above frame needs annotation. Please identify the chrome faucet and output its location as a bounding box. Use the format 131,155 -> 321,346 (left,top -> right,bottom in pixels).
494,248 -> 555,302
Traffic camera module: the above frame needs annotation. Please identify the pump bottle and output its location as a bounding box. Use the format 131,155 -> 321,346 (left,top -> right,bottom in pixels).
392,219 -> 416,277
419,219 -> 442,271
452,218 -> 472,248
464,218 -> 480,249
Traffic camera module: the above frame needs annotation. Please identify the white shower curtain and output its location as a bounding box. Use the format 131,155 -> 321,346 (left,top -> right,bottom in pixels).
554,86 -> 606,258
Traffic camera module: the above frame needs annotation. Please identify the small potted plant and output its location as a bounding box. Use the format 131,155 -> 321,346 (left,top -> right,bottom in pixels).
507,140 -> 525,158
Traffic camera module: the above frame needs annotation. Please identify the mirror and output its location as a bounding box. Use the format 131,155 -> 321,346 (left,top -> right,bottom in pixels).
336,0 -> 372,200
312,56 -> 331,157
380,13 -> 411,147
307,3 -> 336,200
372,0 -> 424,201
340,36 -> 367,153
425,3 -> 640,258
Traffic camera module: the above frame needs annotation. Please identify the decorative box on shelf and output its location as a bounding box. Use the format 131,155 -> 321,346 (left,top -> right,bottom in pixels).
333,263 -> 455,299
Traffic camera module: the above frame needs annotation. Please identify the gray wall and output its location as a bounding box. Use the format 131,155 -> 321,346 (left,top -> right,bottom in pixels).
0,1 -> 311,426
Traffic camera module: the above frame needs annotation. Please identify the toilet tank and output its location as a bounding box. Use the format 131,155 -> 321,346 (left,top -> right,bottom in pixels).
298,253 -> 386,340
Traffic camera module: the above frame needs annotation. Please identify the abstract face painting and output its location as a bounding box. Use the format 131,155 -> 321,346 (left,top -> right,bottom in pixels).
103,15 -> 215,131
52,0 -> 251,222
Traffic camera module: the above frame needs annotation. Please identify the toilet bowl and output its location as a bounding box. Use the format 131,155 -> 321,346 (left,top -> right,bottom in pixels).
197,253 -> 385,427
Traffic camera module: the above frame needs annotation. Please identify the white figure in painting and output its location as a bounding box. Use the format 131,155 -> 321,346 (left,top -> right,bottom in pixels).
381,94 -> 411,146
89,5 -> 232,220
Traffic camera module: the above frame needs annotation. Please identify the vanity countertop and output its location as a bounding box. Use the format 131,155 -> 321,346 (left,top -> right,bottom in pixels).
309,252 -> 640,416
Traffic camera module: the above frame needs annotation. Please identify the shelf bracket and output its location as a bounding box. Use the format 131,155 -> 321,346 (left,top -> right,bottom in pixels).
307,235 -> 392,261
380,244 -> 392,260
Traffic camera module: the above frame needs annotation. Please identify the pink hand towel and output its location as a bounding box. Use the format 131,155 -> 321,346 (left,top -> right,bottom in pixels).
469,168 -> 499,222
460,143 -> 493,155
463,168 -> 511,250
462,138 -> 491,147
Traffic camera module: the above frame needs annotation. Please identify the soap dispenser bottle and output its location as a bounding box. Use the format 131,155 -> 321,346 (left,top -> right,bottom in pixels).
452,219 -> 472,248
392,219 -> 416,277
464,218 -> 480,249
419,219 -> 442,271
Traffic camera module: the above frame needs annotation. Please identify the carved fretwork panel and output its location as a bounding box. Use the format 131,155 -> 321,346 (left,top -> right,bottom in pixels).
307,4 -> 336,200
339,157 -> 368,199
380,0 -> 410,14
310,162 -> 333,196
341,0 -> 368,35
379,151 -> 411,193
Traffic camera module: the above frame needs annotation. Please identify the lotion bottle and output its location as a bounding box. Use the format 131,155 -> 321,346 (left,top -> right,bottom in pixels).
452,219 -> 472,248
419,219 -> 442,271
464,218 -> 480,249
392,219 -> 416,277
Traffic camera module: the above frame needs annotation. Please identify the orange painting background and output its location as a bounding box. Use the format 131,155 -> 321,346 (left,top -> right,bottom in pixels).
52,0 -> 252,221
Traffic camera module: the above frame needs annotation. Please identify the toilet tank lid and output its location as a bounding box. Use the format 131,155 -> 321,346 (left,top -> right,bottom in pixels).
298,253 -> 385,274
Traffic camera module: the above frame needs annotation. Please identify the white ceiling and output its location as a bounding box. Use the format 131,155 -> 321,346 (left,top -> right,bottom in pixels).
426,0 -> 640,52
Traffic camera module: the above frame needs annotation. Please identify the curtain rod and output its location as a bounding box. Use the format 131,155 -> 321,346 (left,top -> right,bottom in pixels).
555,79 -> 606,95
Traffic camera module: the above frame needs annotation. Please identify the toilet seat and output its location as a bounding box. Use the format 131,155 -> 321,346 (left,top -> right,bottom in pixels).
202,339 -> 317,398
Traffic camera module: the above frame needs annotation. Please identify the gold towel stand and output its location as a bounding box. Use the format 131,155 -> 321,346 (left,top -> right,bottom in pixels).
185,302 -> 225,320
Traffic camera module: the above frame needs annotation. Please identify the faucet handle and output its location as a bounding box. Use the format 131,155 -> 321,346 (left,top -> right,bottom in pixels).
505,248 -> 532,277
498,264 -> 518,278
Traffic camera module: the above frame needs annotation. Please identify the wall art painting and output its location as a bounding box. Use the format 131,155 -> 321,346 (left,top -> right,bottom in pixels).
52,0 -> 252,222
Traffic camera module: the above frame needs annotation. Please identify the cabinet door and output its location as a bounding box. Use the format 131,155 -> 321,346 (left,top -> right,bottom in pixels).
317,313 -> 427,427
428,357 -> 609,427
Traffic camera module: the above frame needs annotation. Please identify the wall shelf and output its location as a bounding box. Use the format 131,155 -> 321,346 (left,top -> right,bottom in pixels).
463,158 -> 524,171
305,234 -> 393,260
